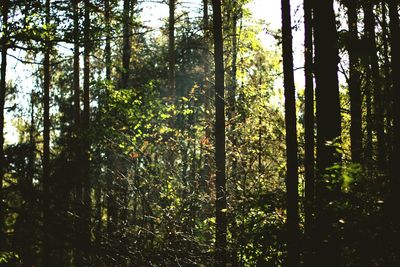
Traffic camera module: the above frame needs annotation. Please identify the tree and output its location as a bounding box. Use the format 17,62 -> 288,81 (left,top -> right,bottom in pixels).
388,0 -> 400,250
346,0 -> 362,164
121,0 -> 131,89
364,0 -> 386,171
169,0 -> 176,96
105,0 -> 112,81
281,0 -> 300,265
71,0 -> 84,265
303,0 -> 315,264
81,0 -> 92,263
42,0 -> 52,265
0,0 -> 9,250
212,0 -> 227,265
313,0 -> 342,264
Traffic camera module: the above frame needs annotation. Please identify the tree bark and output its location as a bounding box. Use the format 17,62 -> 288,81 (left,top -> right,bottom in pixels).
281,0 -> 300,265
121,0 -> 131,89
82,0 -> 91,264
347,0 -> 362,164
105,0 -> 111,81
168,0 -> 176,96
388,0 -> 400,244
313,0 -> 342,265
212,0 -> 227,266
203,0 -> 212,191
72,0 -> 83,265
303,0 -> 315,264
43,0 -> 52,265
364,0 -> 386,171
381,2 -> 392,168
0,0 -> 9,251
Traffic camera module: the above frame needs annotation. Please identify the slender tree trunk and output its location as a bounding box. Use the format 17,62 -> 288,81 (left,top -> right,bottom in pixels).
212,0 -> 227,266
347,0 -> 362,163
203,0 -> 209,123
229,0 -> 238,178
105,0 -> 111,81
202,0 -> 212,191
0,0 -> 9,250
364,0 -> 386,171
303,0 -> 315,264
281,0 -> 300,265
388,0 -> 400,255
365,67 -> 373,169
81,0 -> 91,264
169,0 -> 176,97
381,2 -> 392,167
72,0 -> 83,265
24,93 -> 36,266
313,0 -> 342,265
43,0 -> 52,265
229,2 -> 239,265
121,0 -> 131,89
103,2 -> 116,266
229,0 -> 238,121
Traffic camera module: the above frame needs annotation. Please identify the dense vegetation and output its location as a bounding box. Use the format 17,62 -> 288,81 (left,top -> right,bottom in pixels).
0,0 -> 399,266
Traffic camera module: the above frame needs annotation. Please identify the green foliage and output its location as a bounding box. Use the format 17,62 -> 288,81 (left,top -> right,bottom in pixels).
0,252 -> 21,266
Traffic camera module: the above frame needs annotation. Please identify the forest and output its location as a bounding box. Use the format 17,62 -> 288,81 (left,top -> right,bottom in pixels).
0,0 -> 400,266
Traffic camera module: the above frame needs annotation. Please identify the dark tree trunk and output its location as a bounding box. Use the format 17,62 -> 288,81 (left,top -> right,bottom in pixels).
168,0 -> 176,96
103,2 -> 117,266
365,67 -> 373,169
229,0 -> 238,121
43,0 -> 52,265
81,0 -> 91,264
203,0 -> 210,134
121,0 -> 131,89
72,0 -> 83,265
303,0 -> 315,264
105,0 -> 111,81
347,0 -> 362,164
23,93 -> 36,266
212,0 -> 227,266
381,2 -> 392,168
229,2 -> 239,265
388,0 -> 400,252
313,0 -> 342,265
0,0 -> 9,251
203,0 -> 212,190
364,0 -> 386,171
281,0 -> 300,265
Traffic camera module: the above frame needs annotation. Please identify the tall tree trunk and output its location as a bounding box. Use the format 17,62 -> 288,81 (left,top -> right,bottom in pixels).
303,0 -> 315,264
388,0 -> 400,256
313,0 -> 342,265
121,0 -> 131,89
212,0 -> 227,266
229,0 -> 238,121
105,0 -> 111,81
103,2 -> 116,266
0,0 -> 9,250
72,0 -> 83,265
364,0 -> 386,171
365,67 -> 373,169
229,0 -> 238,177
168,0 -> 176,97
24,92 -> 36,266
229,2 -> 239,265
381,2 -> 392,169
281,0 -> 300,265
81,0 -> 91,264
43,0 -> 52,265
347,0 -> 362,163
203,0 -> 212,190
